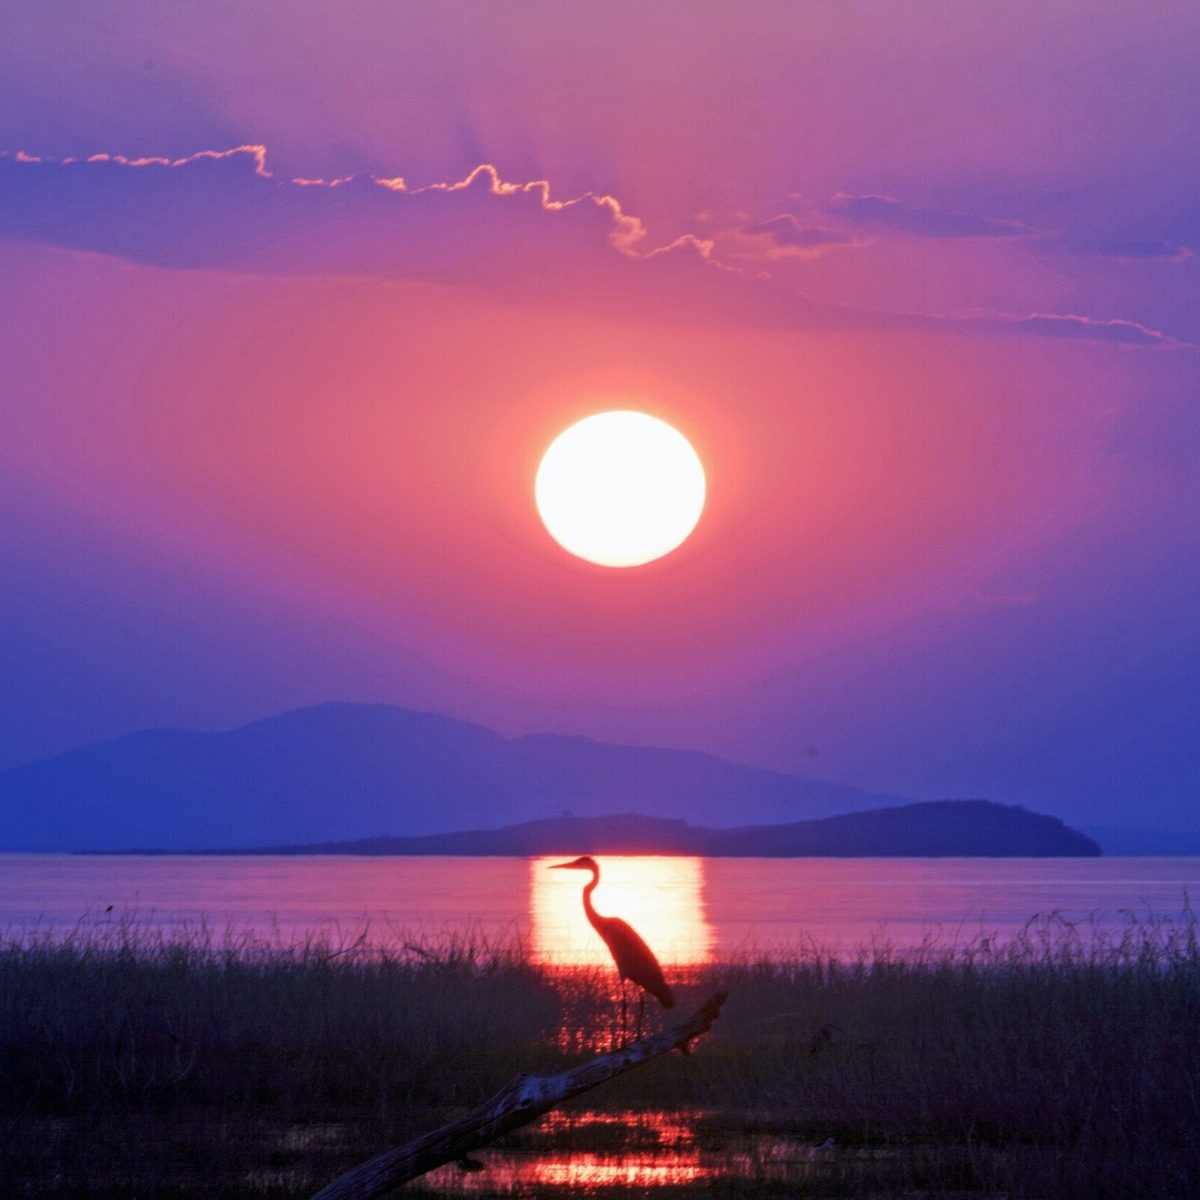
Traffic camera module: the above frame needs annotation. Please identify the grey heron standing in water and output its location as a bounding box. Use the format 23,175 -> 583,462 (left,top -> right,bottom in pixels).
550,855 -> 674,1040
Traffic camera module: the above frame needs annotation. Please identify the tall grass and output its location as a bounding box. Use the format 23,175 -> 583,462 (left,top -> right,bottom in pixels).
2,919 -> 557,1119
2,910 -> 1197,1198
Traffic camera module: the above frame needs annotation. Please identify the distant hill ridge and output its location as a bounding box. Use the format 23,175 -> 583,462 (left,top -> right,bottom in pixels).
0,702 -> 1094,855
121,801 -> 1100,858
0,702 -> 912,851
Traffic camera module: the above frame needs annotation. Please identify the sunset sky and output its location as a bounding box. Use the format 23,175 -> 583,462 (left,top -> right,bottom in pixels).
1,2 -> 1196,833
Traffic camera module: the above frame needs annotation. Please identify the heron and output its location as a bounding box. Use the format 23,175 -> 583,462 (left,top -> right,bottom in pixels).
549,855 -> 674,1040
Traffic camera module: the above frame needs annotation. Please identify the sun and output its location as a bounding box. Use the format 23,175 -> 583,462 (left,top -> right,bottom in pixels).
535,411 -> 706,568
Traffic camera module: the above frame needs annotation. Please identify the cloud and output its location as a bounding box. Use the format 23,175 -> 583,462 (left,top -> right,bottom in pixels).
830,193 -> 1030,239
1037,230 -> 1196,265
991,312 -> 1188,348
0,147 -> 647,281
1080,237 -> 1193,264
1,146 -> 1185,350
806,305 -> 1188,349
643,233 -> 717,261
739,214 -> 860,252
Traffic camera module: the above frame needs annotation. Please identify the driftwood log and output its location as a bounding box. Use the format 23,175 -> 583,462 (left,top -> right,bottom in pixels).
309,991 -> 729,1200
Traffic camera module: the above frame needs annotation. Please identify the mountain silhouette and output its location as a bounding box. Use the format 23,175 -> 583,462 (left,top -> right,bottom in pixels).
1,702 -> 915,851
167,802 -> 1100,858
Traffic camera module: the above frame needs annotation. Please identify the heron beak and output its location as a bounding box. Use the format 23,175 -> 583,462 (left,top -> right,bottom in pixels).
549,861 -> 576,870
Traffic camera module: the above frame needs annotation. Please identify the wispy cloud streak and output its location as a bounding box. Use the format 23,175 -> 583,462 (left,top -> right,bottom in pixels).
1,147 -> 1184,349
830,193 -> 1031,239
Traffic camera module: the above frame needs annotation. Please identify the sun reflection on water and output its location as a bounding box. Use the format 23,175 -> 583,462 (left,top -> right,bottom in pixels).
421,1109 -> 835,1194
426,1110 -> 710,1192
529,855 -> 714,968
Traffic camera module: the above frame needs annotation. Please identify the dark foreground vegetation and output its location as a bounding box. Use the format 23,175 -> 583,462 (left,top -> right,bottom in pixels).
2,915 -> 1197,1199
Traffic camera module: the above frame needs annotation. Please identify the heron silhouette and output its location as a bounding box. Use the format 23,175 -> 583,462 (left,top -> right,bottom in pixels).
550,855 -> 674,1040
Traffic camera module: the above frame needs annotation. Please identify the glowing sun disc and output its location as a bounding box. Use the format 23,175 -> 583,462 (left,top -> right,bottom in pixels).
535,411 -> 706,567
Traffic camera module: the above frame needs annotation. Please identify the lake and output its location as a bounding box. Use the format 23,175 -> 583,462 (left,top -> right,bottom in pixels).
5,852 -> 1199,1198
3,853 -> 1196,960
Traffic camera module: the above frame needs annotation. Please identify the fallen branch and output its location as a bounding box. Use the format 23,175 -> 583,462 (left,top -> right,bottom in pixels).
310,990 -> 729,1200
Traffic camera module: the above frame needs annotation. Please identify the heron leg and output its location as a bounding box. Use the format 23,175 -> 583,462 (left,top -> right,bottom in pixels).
636,991 -> 646,1040
619,978 -> 629,1045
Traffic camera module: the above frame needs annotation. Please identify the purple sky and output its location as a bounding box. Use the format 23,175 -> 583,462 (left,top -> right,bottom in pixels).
1,2 -> 1197,831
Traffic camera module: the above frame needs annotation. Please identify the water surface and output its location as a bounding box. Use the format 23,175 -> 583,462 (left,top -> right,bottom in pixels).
2,853 -> 1195,959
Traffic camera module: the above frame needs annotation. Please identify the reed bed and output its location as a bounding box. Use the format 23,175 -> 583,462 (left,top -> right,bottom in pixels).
2,910 -> 1197,1198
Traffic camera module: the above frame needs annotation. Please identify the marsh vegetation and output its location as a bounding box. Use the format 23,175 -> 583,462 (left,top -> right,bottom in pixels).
2,913 -> 1197,1198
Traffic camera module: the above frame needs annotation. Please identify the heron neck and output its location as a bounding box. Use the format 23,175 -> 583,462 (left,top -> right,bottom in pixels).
581,867 -> 602,928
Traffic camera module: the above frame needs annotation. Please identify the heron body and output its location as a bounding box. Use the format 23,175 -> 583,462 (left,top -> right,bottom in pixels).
550,855 -> 674,1009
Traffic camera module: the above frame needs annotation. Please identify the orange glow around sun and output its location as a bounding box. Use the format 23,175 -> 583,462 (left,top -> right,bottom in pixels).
530,855 -> 714,967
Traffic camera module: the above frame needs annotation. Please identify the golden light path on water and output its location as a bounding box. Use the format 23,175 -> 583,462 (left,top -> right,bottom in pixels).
421,1109 -> 831,1194
530,855 -> 714,967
